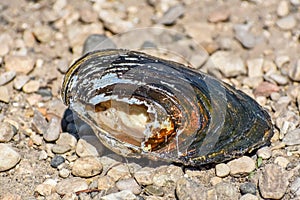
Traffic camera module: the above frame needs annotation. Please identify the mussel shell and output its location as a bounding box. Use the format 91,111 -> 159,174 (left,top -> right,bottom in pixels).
62,49 -> 273,166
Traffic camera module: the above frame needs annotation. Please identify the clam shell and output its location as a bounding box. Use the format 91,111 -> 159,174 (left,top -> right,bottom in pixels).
62,49 -> 273,166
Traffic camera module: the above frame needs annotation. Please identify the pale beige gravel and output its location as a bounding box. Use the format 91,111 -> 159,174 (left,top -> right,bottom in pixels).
0,0 -> 299,199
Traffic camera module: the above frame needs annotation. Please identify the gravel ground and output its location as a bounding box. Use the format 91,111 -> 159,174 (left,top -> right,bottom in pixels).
0,0 -> 300,199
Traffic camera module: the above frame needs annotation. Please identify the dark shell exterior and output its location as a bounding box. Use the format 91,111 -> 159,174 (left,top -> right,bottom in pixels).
61,49 -> 273,166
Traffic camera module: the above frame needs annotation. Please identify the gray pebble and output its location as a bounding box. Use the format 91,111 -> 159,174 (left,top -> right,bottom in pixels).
157,4 -> 185,25
259,164 -> 289,199
290,177 -> 300,197
283,128 -> 300,146
234,24 -> 257,49
50,155 -> 65,168
43,117 -> 60,142
0,143 -> 21,171
82,34 -> 116,54
0,122 -> 16,142
0,71 -> 16,86
210,51 -> 246,77
240,182 -> 257,195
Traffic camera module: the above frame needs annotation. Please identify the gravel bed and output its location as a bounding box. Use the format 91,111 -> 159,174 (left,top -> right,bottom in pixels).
0,0 -> 300,199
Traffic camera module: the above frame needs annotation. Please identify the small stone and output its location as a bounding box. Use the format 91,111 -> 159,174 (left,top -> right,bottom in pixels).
82,34 -> 116,55
0,71 -> 16,86
227,156 -> 256,177
97,176 -> 115,190
35,179 -> 57,196
153,165 -> 184,187
210,51 -> 246,77
52,132 -> 77,154
80,8 -> 98,23
259,164 -> 289,199
55,177 -> 88,195
76,139 -> 99,157
283,128 -> 300,146
134,167 -> 155,185
215,182 -> 239,200
99,10 -> 134,33
275,55 -> 290,68
240,182 -> 257,195
144,185 -> 164,197
43,117 -> 60,142
32,110 -> 48,135
0,86 -> 10,103
22,80 -> 40,93
290,177 -> 300,197
31,134 -> 43,146
254,82 -> 280,97
0,144 -> 21,171
257,146 -> 272,159
277,1 -> 290,17
50,155 -> 65,168
116,178 -> 141,195
215,163 -> 230,178
247,58 -> 264,78
234,24 -> 258,49
176,177 -> 207,200
268,73 -> 289,85
33,25 -> 54,43
208,7 -> 230,23
288,59 -> 300,81
23,30 -> 35,47
107,164 -> 132,181
274,156 -> 290,168
13,75 -> 30,90
100,190 -> 137,200
158,4 -> 185,25
210,177 -> 223,186
4,55 -> 35,74
59,168 -> 70,178
0,43 -> 9,56
276,15 -> 296,30
240,193 -> 258,200
0,122 -> 16,142
38,150 -> 48,160
72,156 -> 102,177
